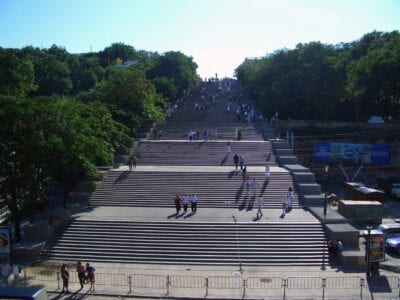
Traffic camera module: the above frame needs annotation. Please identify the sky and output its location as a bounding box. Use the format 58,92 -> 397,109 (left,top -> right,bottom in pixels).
0,0 -> 399,78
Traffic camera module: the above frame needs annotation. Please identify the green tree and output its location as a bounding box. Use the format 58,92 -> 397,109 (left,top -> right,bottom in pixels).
148,51 -> 199,100
0,96 -> 48,240
98,43 -> 136,67
34,55 -> 72,96
0,49 -> 36,96
86,68 -> 166,134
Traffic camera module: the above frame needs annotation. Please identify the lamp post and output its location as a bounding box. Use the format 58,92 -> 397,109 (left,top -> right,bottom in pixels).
323,165 -> 329,217
366,225 -> 373,277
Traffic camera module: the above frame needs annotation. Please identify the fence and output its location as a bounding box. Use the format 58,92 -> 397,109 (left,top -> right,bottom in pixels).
26,270 -> 400,299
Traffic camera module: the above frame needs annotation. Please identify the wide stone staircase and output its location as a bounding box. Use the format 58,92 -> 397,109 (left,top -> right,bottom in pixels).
41,220 -> 326,266
134,140 -> 275,166
41,81 -> 328,267
89,171 -> 300,209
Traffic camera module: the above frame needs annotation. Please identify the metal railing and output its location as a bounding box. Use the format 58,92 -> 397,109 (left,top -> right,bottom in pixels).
25,270 -> 400,299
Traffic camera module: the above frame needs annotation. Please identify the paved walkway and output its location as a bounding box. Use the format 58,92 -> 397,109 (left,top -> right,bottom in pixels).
113,165 -> 287,173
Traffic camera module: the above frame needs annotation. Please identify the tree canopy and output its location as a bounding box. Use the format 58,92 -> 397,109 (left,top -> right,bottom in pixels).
236,31 -> 400,121
0,42 -> 199,240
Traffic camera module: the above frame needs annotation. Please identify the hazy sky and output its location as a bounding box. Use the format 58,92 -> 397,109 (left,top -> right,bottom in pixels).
1,0 -> 399,78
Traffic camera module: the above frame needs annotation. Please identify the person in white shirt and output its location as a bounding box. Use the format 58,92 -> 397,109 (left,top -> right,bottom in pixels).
256,195 -> 264,218
265,162 -> 270,179
182,194 -> 189,213
286,187 -> 294,210
191,194 -> 198,214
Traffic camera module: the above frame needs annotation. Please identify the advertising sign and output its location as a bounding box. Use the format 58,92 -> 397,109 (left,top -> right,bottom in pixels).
0,228 -> 11,255
314,142 -> 390,165
367,234 -> 385,263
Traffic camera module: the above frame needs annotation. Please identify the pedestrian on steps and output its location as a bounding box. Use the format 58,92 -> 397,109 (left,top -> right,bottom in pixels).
227,141 -> 231,154
252,177 -> 258,195
286,187 -> 294,211
175,195 -> 181,214
242,166 -> 247,181
191,194 -> 198,214
239,155 -> 245,170
265,162 -> 270,179
182,194 -> 189,213
282,196 -> 288,216
256,194 -> 264,218
233,153 -> 239,170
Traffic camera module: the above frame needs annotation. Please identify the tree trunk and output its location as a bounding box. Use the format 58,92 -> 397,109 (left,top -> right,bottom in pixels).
63,189 -> 69,208
14,212 -> 21,242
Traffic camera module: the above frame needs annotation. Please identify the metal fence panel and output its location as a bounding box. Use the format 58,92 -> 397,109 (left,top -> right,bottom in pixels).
130,274 -> 166,289
208,276 -> 242,289
288,277 -> 321,289
169,275 -> 205,288
30,271 -> 58,282
247,277 -> 282,289
325,276 -> 361,289
95,273 -> 128,286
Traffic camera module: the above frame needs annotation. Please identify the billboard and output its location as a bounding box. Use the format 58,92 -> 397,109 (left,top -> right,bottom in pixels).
314,142 -> 390,165
367,233 -> 386,263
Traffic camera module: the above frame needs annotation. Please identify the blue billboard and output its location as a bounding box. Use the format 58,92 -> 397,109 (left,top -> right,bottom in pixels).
314,142 -> 390,165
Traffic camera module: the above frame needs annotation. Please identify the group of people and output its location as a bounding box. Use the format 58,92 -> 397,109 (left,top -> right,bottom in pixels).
128,155 -> 138,170
60,261 -> 95,293
174,194 -> 198,215
0,260 -> 20,286
328,237 -> 344,260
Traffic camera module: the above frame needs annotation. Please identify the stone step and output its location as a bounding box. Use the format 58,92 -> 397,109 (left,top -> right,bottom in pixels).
271,140 -> 290,149
89,171 -> 300,208
302,194 -> 325,206
297,183 -> 322,195
283,164 -> 310,174
134,141 -> 275,166
41,220 -> 327,266
278,156 -> 298,165
292,172 -> 316,184
275,149 -> 293,156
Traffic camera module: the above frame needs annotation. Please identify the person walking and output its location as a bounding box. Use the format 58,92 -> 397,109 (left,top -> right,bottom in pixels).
265,162 -> 270,179
60,263 -> 69,293
131,155 -> 138,169
85,263 -> 95,291
286,187 -> 294,211
245,176 -> 251,192
239,155 -> 245,170
128,156 -> 133,170
282,195 -> 288,216
256,194 -> 264,218
252,177 -> 258,195
174,195 -> 181,214
1,260 -> 11,286
11,262 -> 20,285
233,153 -> 239,170
191,194 -> 198,214
242,166 -> 247,181
77,261 -> 86,289
182,194 -> 189,213
227,141 -> 231,154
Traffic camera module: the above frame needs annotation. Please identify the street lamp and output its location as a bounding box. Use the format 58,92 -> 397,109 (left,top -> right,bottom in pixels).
323,165 -> 329,216
366,225 -> 373,277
